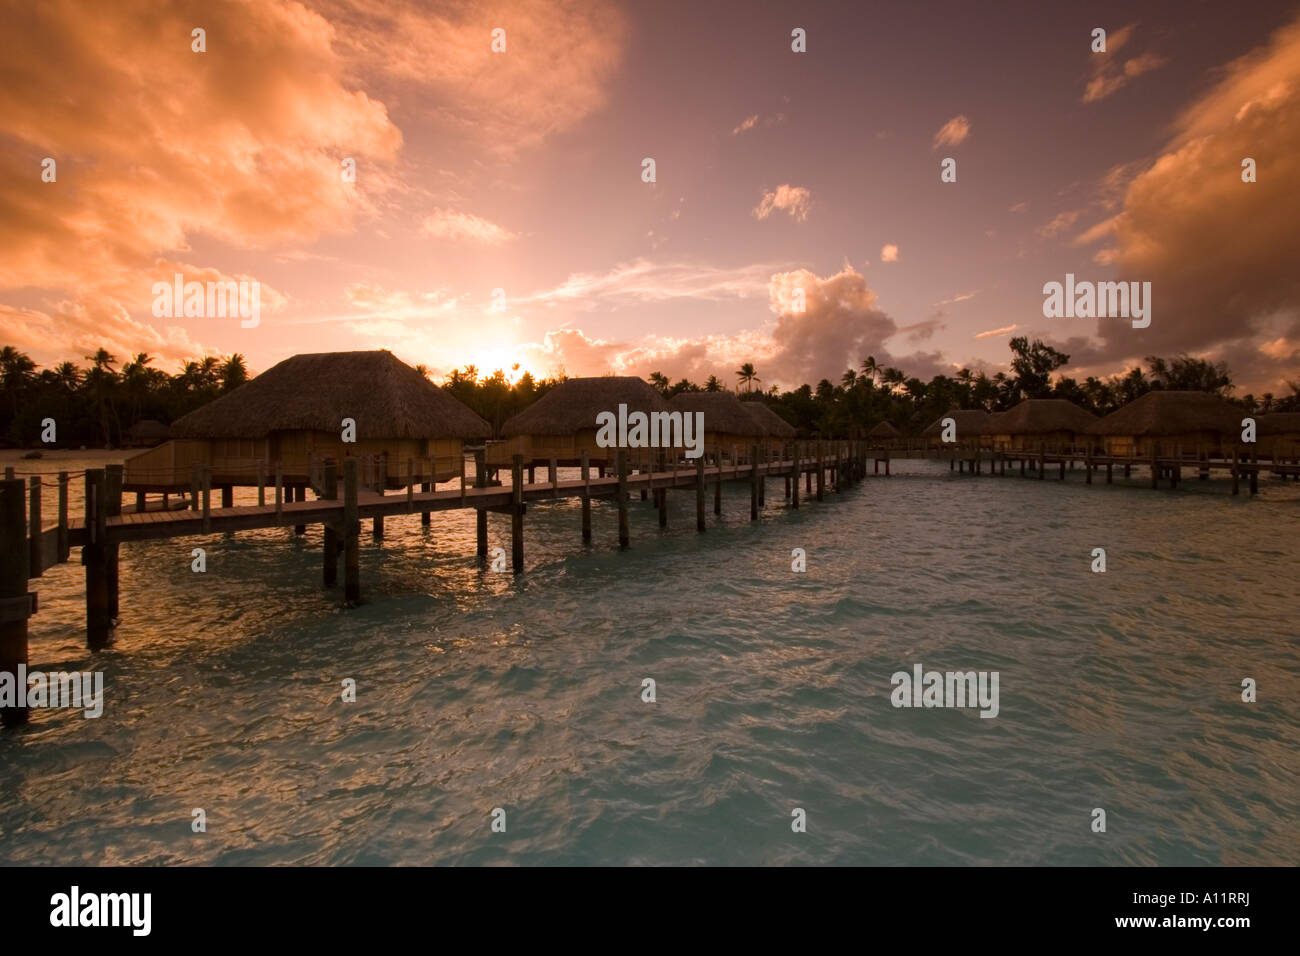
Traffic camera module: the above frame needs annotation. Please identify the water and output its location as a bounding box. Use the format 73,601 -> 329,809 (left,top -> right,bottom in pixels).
2,452 -> 1297,865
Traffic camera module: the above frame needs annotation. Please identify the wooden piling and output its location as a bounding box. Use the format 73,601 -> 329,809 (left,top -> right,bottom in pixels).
617,449 -> 629,550
322,459 -> 338,588
27,477 -> 41,579
714,453 -> 722,515
696,455 -> 706,531
511,454 -> 525,572
201,466 -> 211,532
1249,448 -> 1259,496
475,448 -> 488,559
343,457 -> 360,604
57,471 -> 69,562
105,464 -> 122,621
83,469 -> 110,650
815,444 -> 824,501
750,444 -> 760,520
1085,450 -> 1092,485
1,478 -> 30,726
257,460 -> 266,507
791,445 -> 800,509
190,461 -> 201,512
549,457 -> 558,498
581,450 -> 592,544
1232,448 -> 1240,496
221,485 -> 233,509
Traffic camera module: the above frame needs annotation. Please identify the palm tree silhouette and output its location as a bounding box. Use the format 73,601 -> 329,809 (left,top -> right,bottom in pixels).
736,362 -> 759,393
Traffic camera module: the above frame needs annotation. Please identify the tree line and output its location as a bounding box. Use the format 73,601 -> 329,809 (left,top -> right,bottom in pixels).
2,338 -> 1297,448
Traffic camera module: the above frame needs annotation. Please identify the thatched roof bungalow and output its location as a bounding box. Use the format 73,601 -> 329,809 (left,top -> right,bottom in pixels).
489,376 -> 669,468
742,400 -> 796,438
867,420 -> 901,443
124,350 -> 489,490
669,392 -> 765,462
1086,390 -> 1242,457
920,409 -> 992,448
984,399 -> 1098,452
1256,412 -> 1300,460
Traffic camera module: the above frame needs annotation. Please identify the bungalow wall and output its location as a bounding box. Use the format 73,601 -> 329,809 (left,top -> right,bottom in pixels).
991,430 -> 1094,453
1098,431 -> 1231,458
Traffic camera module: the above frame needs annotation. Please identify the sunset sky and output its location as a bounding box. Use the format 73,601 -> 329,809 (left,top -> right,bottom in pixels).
2,0 -> 1300,393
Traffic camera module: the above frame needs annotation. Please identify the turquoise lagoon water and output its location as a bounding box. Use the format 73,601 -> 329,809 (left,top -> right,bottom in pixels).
0,452 -> 1296,865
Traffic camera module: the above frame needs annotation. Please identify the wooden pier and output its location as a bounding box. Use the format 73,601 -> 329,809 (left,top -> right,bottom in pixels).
2,441 -> 870,726
4,437 -> 1296,727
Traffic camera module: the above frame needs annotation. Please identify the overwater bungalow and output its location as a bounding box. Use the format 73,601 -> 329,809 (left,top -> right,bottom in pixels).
984,399 -> 1098,453
741,400 -> 798,456
1086,390 -> 1242,457
123,350 -> 489,492
920,409 -> 991,449
668,391 -> 766,462
489,376 -> 669,469
867,420 -> 901,445
1257,412 -> 1300,460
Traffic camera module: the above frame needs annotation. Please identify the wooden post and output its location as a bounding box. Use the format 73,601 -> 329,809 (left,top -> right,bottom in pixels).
474,448 -> 488,559
1150,445 -> 1159,489
1019,455 -> 1026,478
322,459 -> 338,588
421,477 -> 432,526
791,444 -> 800,509
1249,448 -> 1259,496
28,477 -> 41,579
549,457 -> 558,499
1085,450 -> 1092,485
105,464 -> 122,622
343,457 -> 360,604
190,461 -> 201,511
406,459 -> 414,513
696,455 -> 706,531
713,452 -> 722,515
257,460 -> 266,507
1106,457 -> 1113,484
274,461 -> 283,524
815,444 -> 824,501
1058,458 -> 1065,481
750,444 -> 761,519
221,485 -> 233,508
1,478 -> 30,726
1039,445 -> 1046,480
201,466 -> 211,532
511,454 -> 525,572
83,469 -> 110,650
1171,443 -> 1181,489
57,471 -> 69,562
617,449 -> 630,550
134,490 -> 146,513
581,450 -> 592,544
1232,448 -> 1240,496
371,462 -> 384,540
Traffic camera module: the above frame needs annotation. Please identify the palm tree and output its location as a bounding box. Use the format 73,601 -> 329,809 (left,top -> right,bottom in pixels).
220,354 -> 248,391
860,355 -> 881,383
703,375 -> 723,392
83,348 -> 120,445
841,369 -> 857,389
414,364 -> 431,380
736,362 -> 760,393
647,371 -> 670,395
462,364 -> 479,384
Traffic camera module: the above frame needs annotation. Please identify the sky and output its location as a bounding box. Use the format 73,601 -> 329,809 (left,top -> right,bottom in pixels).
2,0 -> 1300,394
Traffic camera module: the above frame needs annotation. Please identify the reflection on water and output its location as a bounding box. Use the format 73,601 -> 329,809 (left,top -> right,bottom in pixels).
1,452 -> 1297,865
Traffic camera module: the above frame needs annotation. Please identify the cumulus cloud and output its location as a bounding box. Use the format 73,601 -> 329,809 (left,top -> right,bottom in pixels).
1078,13 -> 1300,390
880,244 -> 900,263
753,185 -> 812,222
932,115 -> 971,149
1036,210 -> 1082,239
420,209 -> 516,244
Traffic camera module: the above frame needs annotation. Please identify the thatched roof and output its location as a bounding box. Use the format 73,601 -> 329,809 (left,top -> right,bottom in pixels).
867,420 -> 901,439
741,400 -> 797,438
1087,390 -> 1241,436
170,351 -> 490,439
1259,412 -> 1300,434
920,409 -> 991,438
669,391 -> 764,435
988,399 -> 1097,435
501,376 -> 668,437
